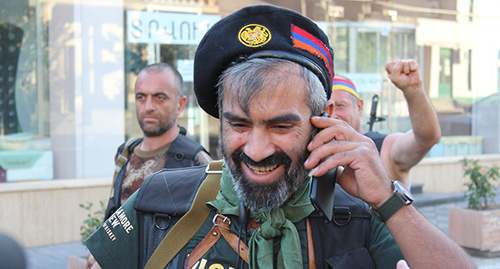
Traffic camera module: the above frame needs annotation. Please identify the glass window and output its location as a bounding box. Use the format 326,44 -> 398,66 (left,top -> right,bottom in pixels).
326,22 -> 418,134
0,0 -> 50,182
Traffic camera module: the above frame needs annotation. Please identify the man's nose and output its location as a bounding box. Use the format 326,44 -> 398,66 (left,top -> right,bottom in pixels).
243,128 -> 275,163
144,96 -> 154,111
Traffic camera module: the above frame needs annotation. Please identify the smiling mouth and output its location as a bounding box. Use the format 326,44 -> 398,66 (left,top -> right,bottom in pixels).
247,163 -> 280,175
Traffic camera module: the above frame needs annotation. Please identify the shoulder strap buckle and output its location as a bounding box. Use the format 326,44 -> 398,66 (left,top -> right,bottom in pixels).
206,160 -> 224,174
115,155 -> 128,172
186,212 -> 249,268
213,213 -> 231,230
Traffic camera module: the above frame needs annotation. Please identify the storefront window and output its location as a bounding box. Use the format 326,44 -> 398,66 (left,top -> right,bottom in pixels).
325,22 -> 418,134
0,0 -> 50,182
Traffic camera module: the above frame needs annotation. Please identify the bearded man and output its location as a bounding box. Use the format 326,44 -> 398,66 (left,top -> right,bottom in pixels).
87,5 -> 475,269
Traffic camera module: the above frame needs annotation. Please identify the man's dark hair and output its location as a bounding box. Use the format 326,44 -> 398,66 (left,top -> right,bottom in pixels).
140,63 -> 184,99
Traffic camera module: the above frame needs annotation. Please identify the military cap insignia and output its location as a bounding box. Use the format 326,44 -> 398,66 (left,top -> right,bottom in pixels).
238,24 -> 271,47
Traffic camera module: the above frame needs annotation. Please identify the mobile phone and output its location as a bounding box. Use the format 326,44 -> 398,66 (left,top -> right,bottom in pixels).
309,112 -> 337,222
310,166 -> 337,222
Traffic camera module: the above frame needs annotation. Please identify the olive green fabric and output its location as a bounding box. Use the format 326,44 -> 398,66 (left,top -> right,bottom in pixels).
207,165 -> 315,269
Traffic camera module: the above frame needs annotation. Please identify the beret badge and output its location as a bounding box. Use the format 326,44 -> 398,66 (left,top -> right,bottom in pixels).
238,24 -> 272,47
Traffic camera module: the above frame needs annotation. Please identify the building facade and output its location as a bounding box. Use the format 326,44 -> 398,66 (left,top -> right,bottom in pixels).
1,0 -> 499,183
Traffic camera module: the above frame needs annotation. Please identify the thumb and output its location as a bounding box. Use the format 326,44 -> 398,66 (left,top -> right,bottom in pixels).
397,260 -> 411,269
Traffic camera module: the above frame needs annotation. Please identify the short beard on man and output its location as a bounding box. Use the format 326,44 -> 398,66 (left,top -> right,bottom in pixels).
139,115 -> 175,137
221,134 -> 314,211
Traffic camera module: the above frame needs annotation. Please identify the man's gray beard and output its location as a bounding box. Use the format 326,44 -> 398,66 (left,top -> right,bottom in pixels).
224,149 -> 311,211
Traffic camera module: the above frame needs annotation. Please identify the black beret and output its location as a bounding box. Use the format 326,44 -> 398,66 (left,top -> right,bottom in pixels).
194,5 -> 335,118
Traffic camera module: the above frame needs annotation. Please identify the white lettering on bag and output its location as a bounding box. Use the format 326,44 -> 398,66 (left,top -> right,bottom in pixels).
103,223 -> 116,241
107,208 -> 135,234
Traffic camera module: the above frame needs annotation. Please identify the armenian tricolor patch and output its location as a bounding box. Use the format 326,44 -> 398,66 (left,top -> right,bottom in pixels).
291,24 -> 333,82
332,77 -> 360,99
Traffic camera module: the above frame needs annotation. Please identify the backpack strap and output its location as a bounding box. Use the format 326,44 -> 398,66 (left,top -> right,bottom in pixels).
306,218 -> 316,269
145,160 -> 224,269
113,138 -> 140,180
109,137 -> 141,198
184,213 -> 250,269
165,133 -> 205,168
184,215 -> 314,269
105,137 -> 142,220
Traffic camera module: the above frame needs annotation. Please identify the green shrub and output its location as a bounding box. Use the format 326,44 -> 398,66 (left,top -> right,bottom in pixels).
79,201 -> 105,243
461,158 -> 500,210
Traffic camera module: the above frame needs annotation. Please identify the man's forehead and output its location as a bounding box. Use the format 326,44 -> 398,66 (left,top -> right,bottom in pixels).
331,90 -> 355,100
222,95 -> 310,123
135,74 -> 175,93
223,68 -> 306,98
223,82 -> 307,105
136,70 -> 173,84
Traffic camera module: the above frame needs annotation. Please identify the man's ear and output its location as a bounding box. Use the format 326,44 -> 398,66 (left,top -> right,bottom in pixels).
177,96 -> 188,115
323,99 -> 334,117
357,98 -> 364,116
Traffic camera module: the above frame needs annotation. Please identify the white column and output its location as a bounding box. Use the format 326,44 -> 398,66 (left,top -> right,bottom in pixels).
49,0 -> 125,179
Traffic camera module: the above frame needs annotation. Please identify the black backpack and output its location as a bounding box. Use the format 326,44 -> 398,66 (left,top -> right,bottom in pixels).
133,161 -> 375,269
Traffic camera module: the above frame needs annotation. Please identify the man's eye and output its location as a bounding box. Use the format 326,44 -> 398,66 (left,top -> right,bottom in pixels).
229,122 -> 249,130
273,125 -> 292,131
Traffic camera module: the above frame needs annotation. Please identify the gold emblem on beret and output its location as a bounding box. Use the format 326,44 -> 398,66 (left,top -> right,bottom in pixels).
238,24 -> 271,47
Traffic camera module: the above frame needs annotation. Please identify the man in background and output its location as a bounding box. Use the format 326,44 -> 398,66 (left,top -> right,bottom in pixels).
330,59 -> 441,187
104,63 -> 211,219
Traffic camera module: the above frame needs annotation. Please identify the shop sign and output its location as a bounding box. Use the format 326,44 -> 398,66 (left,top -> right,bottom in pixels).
126,11 -> 220,45
343,73 -> 383,93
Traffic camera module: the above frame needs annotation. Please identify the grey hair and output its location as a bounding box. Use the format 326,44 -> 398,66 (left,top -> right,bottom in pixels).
139,62 -> 185,99
217,58 -> 327,116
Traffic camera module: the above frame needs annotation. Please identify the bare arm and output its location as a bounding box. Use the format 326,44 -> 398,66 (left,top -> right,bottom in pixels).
385,204 -> 475,268
306,117 -> 474,268
381,59 -> 441,185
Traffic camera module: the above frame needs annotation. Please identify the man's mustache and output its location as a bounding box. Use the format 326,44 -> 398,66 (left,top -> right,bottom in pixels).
232,149 -> 292,168
141,112 -> 160,118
